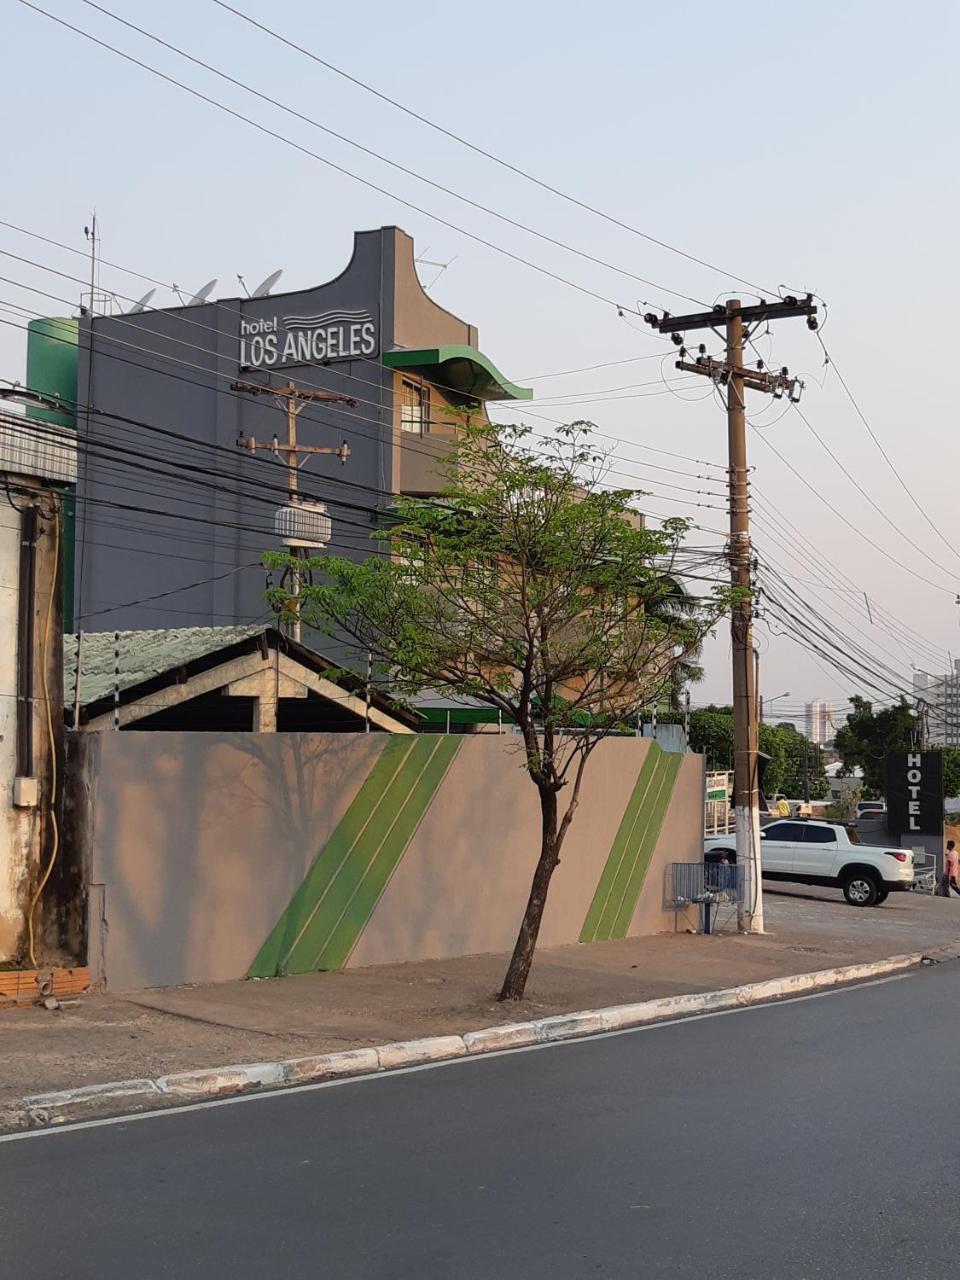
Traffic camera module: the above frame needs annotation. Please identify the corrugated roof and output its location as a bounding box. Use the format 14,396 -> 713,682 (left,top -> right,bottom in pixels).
65,625 -> 267,705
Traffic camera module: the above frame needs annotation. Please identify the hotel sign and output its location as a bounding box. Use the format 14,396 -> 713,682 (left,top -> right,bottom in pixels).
885,750 -> 943,836
240,308 -> 378,370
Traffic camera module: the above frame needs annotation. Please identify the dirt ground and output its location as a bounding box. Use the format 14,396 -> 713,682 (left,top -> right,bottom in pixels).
3,885 -> 959,1113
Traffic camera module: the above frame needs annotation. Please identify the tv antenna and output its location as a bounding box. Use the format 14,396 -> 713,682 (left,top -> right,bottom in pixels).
82,213 -> 100,314
415,247 -> 456,290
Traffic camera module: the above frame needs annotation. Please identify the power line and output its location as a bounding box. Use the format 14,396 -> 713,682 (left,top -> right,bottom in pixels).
210,0 -> 778,301
791,402 -> 960,581
818,335 -> 960,568
16,1 -> 645,315
76,0 -> 703,311
0,270 -> 725,494
0,216 -> 731,475
749,488 -> 951,668
749,420 -> 956,596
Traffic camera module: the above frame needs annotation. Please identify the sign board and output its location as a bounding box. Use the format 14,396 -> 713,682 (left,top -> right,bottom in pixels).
239,309 -> 379,371
885,751 -> 943,836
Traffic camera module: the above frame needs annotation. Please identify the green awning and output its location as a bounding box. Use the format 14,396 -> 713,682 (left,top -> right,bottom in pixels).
383,345 -> 532,401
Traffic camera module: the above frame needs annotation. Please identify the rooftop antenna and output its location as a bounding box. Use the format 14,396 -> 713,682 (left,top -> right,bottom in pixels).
188,278 -> 218,306
82,213 -> 99,314
415,249 -> 456,290
128,288 -> 156,314
252,269 -> 283,298
237,273 -> 251,298
171,284 -> 187,305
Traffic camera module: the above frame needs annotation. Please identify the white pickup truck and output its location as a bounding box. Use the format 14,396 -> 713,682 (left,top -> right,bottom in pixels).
703,819 -> 914,906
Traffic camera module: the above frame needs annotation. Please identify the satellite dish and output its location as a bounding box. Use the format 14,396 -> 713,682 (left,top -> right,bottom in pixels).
188,278 -> 218,306
252,269 -> 283,298
128,288 -> 156,314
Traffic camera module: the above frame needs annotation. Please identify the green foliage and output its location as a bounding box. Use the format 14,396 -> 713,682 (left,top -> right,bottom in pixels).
688,707 -> 827,798
834,696 -> 917,796
268,420 -> 734,785
265,419 -> 736,999
942,747 -> 960,799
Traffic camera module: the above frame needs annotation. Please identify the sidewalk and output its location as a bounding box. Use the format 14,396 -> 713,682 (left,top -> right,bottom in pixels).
4,887 -> 960,1114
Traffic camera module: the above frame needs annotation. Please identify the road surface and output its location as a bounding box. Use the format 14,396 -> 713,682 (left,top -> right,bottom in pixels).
4,963 -> 960,1278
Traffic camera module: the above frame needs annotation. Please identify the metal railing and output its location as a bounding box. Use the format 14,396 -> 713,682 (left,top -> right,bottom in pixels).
669,862 -> 745,934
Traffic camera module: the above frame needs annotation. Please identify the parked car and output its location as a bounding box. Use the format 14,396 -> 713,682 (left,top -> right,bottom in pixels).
856,800 -> 886,820
703,819 -> 913,906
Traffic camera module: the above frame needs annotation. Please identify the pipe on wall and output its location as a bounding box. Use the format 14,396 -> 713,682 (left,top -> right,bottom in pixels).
16,504 -> 37,779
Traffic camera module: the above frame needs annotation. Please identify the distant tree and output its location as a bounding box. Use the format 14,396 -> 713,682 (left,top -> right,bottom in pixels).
834,696 -> 917,796
269,421 -> 733,1001
771,722 -> 829,799
688,708 -> 826,798
942,747 -> 960,799
646,576 -> 704,712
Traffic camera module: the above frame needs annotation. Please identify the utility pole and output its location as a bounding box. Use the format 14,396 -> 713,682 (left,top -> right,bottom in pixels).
646,295 -> 817,932
233,379 -> 355,642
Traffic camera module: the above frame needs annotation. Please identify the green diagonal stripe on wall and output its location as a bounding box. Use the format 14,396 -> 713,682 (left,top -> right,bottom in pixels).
580,743 -> 682,943
248,737 -> 460,977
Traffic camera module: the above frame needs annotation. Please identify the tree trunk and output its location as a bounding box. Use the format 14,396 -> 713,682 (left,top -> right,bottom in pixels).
498,786 -> 560,1001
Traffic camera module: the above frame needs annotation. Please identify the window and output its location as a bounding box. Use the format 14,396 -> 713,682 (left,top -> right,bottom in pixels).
802,825 -> 837,844
400,379 -> 430,434
763,822 -> 807,842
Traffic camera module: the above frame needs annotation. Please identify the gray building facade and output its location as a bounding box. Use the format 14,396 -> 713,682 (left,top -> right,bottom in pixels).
71,226 -> 530,647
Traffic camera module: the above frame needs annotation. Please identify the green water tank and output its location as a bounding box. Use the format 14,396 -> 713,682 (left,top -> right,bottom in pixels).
26,317 -> 79,627
26,316 -> 78,426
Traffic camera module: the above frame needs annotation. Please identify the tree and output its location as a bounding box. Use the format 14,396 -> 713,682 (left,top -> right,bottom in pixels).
270,421 -> 732,1001
688,708 -> 825,799
771,723 -> 829,799
646,576 -> 704,712
943,747 -> 960,800
834,696 -> 917,796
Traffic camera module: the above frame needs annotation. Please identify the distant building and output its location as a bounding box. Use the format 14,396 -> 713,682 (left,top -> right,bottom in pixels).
913,663 -> 960,747
805,698 -> 832,746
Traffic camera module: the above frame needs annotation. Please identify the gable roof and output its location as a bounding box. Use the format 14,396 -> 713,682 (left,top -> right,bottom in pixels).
66,625 -> 267,704
65,625 -> 420,729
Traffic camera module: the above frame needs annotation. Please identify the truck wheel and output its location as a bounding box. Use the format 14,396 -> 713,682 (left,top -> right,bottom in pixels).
873,890 -> 889,905
843,872 -> 879,907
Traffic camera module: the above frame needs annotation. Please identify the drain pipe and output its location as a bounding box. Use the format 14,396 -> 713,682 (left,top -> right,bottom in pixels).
16,504 -> 38,781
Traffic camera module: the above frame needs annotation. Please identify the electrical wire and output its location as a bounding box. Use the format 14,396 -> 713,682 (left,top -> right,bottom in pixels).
0,283 -> 727,498
749,421 -> 956,596
818,335 -> 960,568
791,402 -> 960,581
210,0 -> 778,301
16,1 -> 646,315
76,0 -> 704,311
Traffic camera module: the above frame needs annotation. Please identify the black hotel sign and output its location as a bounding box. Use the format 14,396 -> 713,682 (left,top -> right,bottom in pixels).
885,751 -> 943,836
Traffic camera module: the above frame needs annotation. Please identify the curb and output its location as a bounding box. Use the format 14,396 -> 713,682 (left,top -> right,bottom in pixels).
12,951 -> 926,1130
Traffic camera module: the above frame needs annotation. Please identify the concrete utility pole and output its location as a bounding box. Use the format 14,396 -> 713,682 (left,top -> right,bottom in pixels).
233,379 -> 355,642
645,295 -> 817,932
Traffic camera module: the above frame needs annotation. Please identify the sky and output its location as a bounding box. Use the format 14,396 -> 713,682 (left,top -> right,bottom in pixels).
2,0 -> 959,728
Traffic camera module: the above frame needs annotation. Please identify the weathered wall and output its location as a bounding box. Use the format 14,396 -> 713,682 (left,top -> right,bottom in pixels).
0,492 -> 63,963
79,732 -> 702,991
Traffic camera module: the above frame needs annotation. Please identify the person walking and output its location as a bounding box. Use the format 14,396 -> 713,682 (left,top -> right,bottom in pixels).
941,840 -> 960,897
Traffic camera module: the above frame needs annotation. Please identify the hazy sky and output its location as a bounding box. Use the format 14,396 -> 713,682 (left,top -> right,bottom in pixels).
3,0 -> 958,726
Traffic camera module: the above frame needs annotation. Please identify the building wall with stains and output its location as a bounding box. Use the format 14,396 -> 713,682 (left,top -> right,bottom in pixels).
0,481 -> 65,964
77,731 -> 702,991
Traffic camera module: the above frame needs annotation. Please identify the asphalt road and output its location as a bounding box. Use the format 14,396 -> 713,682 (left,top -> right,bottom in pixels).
4,964 -> 960,1279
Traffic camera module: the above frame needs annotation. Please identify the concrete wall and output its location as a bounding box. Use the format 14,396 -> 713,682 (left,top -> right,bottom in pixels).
78,732 -> 703,991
